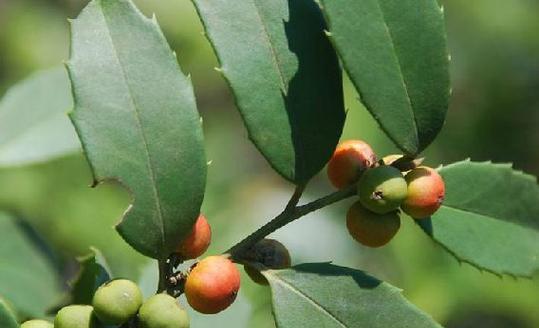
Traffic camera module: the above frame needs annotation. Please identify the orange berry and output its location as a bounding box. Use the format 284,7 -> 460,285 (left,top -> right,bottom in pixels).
176,214 -> 211,259
402,166 -> 445,219
346,201 -> 400,248
327,140 -> 377,189
184,256 -> 240,314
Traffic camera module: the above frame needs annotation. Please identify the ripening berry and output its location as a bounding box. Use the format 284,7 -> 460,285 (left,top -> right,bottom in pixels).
327,140 -> 377,189
54,305 -> 99,328
20,320 -> 54,328
139,294 -> 189,328
346,201 -> 401,247
244,239 -> 291,285
176,214 -> 212,260
358,165 -> 408,214
92,279 -> 142,325
401,166 -> 445,218
184,256 -> 240,314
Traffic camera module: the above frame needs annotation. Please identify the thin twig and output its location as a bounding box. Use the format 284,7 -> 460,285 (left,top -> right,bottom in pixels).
225,184 -> 357,259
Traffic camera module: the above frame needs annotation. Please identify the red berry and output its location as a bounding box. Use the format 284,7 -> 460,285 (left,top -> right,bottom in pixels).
184,256 -> 240,314
401,166 -> 445,219
176,214 -> 211,259
327,140 -> 377,189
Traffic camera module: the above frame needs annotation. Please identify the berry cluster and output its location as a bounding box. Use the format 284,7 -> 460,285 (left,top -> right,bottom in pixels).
328,140 -> 446,247
21,280 -> 188,328
22,140 -> 440,327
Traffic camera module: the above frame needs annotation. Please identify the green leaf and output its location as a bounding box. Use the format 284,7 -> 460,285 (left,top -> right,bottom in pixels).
69,247 -> 112,304
193,0 -> 345,184
0,212 -> 62,318
67,0 -> 207,259
418,161 -> 539,277
0,298 -> 19,328
320,0 -> 450,155
0,67 -> 79,167
264,263 -> 441,328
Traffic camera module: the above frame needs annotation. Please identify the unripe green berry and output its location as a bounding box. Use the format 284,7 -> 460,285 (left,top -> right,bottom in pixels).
358,166 -> 408,214
92,279 -> 142,325
20,319 -> 54,328
346,201 -> 400,247
139,294 -> 189,328
54,305 -> 99,328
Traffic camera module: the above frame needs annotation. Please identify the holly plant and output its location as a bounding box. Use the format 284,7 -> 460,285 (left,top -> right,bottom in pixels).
1,0 -> 538,327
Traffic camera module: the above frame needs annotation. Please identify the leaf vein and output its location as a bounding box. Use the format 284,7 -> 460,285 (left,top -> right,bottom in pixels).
374,0 -> 419,146
99,5 -> 166,250
271,275 -> 347,327
251,0 -> 288,93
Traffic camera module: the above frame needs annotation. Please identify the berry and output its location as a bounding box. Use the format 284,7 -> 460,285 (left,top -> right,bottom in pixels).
92,279 -> 142,325
176,214 -> 211,260
358,165 -> 408,214
327,140 -> 377,189
244,239 -> 291,285
139,294 -> 189,328
401,166 -> 445,218
54,305 -> 99,328
184,256 -> 240,314
346,201 -> 400,247
20,320 -> 54,328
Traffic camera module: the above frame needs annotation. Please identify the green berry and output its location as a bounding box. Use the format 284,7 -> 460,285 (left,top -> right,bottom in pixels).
54,305 -> 99,328
92,279 -> 142,325
20,319 -> 54,328
358,166 -> 408,214
139,294 -> 189,328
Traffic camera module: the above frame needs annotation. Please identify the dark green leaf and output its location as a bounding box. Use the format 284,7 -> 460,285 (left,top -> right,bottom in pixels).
418,161 -> 539,277
67,0 -> 207,259
264,263 -> 441,328
0,212 -> 62,318
0,298 -> 18,328
69,247 -> 112,304
193,0 -> 345,184
0,67 -> 79,167
320,0 -> 450,155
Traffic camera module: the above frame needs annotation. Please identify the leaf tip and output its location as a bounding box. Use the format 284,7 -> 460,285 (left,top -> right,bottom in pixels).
323,29 -> 332,37
207,160 -> 213,166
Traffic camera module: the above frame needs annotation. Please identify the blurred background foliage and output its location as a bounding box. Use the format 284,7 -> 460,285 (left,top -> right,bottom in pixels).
0,0 -> 538,327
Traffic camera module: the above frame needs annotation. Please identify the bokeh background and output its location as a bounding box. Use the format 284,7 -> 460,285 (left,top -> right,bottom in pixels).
1,0 -> 538,327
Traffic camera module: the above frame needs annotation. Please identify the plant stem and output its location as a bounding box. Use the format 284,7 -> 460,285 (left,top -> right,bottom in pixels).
226,184 -> 357,259
284,184 -> 306,211
157,260 -> 168,293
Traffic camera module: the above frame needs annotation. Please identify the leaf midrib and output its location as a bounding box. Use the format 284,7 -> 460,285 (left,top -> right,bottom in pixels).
439,204 -> 539,233
269,273 -> 347,327
373,0 -> 419,145
98,4 -> 166,249
251,0 -> 287,93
